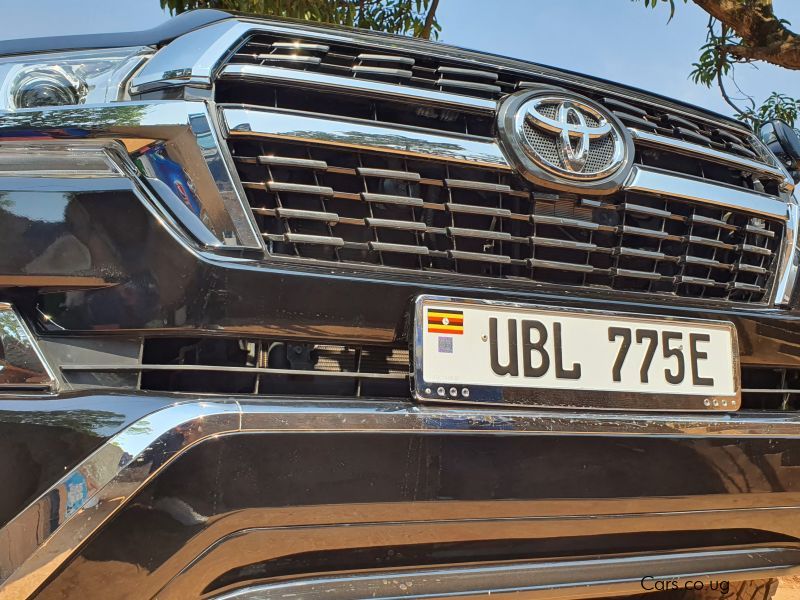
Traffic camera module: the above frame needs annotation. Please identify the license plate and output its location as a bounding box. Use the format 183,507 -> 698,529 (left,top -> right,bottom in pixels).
413,296 -> 740,411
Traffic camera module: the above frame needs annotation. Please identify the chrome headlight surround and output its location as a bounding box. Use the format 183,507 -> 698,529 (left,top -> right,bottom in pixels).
0,47 -> 152,111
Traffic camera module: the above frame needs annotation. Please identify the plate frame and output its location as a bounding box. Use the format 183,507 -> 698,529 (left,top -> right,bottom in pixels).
412,295 -> 742,412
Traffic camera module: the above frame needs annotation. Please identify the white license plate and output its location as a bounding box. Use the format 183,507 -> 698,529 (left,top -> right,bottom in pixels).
413,296 -> 740,411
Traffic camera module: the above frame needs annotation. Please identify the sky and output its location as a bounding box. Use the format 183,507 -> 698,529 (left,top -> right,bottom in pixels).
1,0 -> 799,119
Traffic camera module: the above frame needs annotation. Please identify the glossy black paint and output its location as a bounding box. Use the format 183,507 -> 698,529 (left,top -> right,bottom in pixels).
0,393 -> 172,528
0,10 -> 232,57
34,429 -> 800,599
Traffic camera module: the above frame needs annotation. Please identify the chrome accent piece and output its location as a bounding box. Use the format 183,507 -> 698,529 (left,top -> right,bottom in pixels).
497,88 -> 634,194
616,247 -> 668,260
531,213 -> 602,231
775,200 -> 800,306
738,263 -> 769,275
212,547 -> 800,600
0,101 -> 263,249
448,227 -> 512,241
447,202 -> 512,217
283,233 -> 344,247
684,256 -> 728,269
274,208 -> 339,223
368,241 -> 429,255
222,106 -> 508,168
528,258 -> 596,273
730,281 -> 764,292
445,178 -> 512,193
624,165 -> 789,220
267,181 -> 335,196
679,275 -> 719,287
448,250 -> 512,264
613,268 -> 667,281
437,66 -> 498,81
5,398 -> 800,598
366,218 -> 427,232
271,41 -> 330,52
630,128 -> 787,180
357,53 -> 415,65
0,303 -> 56,391
740,243 -> 773,257
436,78 -> 502,94
357,167 -> 421,181
620,225 -> 672,240
258,155 -> 328,169
219,64 -> 496,112
256,54 -> 321,65
531,237 -> 597,251
692,213 -> 737,230
352,65 -> 412,78
361,192 -> 424,207
622,202 -> 672,219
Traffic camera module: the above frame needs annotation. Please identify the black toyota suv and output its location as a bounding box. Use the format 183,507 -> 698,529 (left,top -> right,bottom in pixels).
1,9 -> 800,600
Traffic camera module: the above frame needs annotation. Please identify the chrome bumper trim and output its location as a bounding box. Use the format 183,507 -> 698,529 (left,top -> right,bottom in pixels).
212,547 -> 799,600
630,128 -> 789,182
219,63 -> 497,113
221,105 -> 510,169
625,165 -> 789,220
3,398 -> 800,598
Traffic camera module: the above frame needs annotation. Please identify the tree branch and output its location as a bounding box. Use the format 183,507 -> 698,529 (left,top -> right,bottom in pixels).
692,0 -> 800,69
420,0 -> 440,39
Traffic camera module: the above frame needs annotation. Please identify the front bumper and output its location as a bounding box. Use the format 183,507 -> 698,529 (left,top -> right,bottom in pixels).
3,394 -> 800,598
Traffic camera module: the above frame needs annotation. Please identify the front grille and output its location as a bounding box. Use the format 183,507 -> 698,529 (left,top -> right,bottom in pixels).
215,26 -> 791,305
230,138 -> 782,303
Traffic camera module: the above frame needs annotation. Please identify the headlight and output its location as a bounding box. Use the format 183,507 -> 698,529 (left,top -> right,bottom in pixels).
0,47 -> 152,111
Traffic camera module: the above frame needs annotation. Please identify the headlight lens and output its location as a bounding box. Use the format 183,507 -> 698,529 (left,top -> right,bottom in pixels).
0,47 -> 151,111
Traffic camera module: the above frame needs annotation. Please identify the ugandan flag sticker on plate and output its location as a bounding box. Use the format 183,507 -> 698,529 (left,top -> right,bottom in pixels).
427,308 -> 464,335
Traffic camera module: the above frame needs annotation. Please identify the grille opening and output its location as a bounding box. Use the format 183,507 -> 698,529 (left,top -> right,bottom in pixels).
741,366 -> 800,411
231,137 -> 782,304
216,81 -> 494,137
139,337 -> 410,398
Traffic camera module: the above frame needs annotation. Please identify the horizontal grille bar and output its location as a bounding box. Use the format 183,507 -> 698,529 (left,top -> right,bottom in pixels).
220,64 -> 496,112
625,166 -> 788,220
223,106 -> 508,168
630,128 -> 786,180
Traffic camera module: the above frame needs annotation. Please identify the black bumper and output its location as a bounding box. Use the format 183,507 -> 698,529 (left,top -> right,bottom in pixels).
3,394 -> 800,598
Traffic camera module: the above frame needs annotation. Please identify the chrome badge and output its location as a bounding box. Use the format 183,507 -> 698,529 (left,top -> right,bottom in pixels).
497,87 -> 633,194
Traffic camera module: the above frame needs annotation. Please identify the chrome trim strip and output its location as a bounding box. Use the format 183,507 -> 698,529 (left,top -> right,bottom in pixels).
630,128 -> 787,180
3,398 -> 800,598
219,64 -> 496,113
221,105 -> 509,169
775,199 -> 800,305
0,101 -> 263,250
212,548 -> 800,600
624,165 -> 789,220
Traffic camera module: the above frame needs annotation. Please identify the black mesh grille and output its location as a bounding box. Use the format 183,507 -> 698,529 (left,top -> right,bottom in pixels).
230,138 -> 782,303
